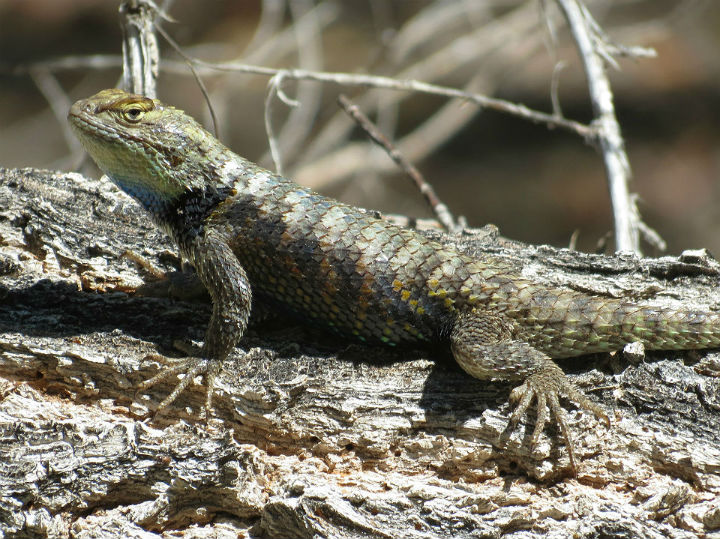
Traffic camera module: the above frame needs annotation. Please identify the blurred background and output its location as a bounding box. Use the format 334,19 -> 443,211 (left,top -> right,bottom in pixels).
1,0 -> 719,255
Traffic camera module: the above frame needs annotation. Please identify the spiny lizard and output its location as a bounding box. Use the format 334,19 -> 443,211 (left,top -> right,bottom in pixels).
68,89 -> 720,472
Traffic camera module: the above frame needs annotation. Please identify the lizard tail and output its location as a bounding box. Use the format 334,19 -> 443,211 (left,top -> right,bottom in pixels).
529,296 -> 720,358
616,303 -> 720,350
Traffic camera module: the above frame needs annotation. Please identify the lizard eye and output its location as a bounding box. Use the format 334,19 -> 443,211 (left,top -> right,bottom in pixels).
123,107 -> 145,123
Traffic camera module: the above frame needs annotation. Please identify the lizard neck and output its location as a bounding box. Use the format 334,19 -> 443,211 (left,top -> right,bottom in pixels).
127,180 -> 234,256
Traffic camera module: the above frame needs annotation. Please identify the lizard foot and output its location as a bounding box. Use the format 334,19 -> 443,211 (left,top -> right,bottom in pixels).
508,367 -> 608,474
137,354 -> 222,420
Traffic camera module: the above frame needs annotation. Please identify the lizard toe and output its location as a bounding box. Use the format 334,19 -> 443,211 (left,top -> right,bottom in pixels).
508,369 -> 586,473
138,355 -> 219,420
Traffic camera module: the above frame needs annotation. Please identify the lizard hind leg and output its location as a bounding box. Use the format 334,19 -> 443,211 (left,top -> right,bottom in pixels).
450,309 -> 608,472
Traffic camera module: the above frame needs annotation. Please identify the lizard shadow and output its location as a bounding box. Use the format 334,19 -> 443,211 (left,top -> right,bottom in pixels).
417,352 -> 507,423
2,278 -> 530,426
414,355 -> 612,478
4,276 -> 604,474
1,278 -> 211,347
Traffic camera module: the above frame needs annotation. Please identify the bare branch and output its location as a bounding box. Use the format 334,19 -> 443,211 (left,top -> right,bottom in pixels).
337,94 -> 459,232
194,60 -> 596,140
154,23 -> 219,137
302,1 -> 552,165
11,54 -> 123,73
119,0 -> 162,98
264,73 -> 299,174
259,0 -> 327,168
555,0 -> 644,253
243,0 -> 286,56
550,60 -> 566,118
29,68 -> 80,158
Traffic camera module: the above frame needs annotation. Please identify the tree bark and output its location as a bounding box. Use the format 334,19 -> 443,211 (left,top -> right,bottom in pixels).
1,167 -> 719,538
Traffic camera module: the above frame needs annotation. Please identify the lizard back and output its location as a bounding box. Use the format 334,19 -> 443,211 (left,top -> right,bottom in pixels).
210,160 -> 510,345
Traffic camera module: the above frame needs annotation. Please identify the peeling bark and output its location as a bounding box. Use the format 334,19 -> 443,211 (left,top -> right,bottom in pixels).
1,167 -> 719,538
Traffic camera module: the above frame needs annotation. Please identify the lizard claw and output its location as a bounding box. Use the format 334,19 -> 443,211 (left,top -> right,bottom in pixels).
138,355 -> 221,420
508,367 -> 608,474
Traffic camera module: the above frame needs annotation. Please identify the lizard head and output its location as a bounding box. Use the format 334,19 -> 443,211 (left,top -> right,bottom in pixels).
68,89 -> 229,213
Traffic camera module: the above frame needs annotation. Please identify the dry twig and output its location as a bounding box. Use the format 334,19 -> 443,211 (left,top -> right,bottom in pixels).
119,0 -> 162,98
337,94 -> 459,232
555,0 -> 660,254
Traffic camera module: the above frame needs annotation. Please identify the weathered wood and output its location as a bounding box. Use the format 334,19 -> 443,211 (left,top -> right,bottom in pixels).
1,167 -> 719,538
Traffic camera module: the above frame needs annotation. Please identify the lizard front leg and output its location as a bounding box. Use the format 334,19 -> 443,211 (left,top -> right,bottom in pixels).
139,229 -> 251,418
450,308 -> 608,472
